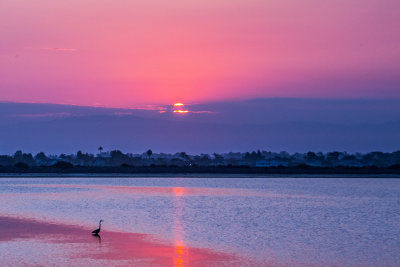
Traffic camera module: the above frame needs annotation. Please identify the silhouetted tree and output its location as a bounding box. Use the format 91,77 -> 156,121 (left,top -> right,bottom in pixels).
146,149 -> 153,158
193,154 -> 211,166
14,162 -> 29,169
2,150 -> 400,171
14,150 -> 23,159
52,161 -> 73,169
76,150 -> 93,166
110,150 -> 129,166
120,163 -> 132,168
35,152 -> 47,161
306,152 -> 319,161
179,152 -> 189,160
327,151 -> 341,161
0,155 -> 13,166
244,151 -> 264,162
13,150 -> 35,166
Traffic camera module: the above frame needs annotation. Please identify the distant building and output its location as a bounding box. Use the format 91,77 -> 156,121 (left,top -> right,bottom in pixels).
255,160 -> 268,167
267,160 -> 289,167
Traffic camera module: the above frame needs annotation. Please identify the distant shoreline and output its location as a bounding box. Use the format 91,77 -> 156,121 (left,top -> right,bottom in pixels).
0,172 -> 400,179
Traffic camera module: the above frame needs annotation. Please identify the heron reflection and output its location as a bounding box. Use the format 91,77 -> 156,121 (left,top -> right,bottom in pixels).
92,233 -> 102,243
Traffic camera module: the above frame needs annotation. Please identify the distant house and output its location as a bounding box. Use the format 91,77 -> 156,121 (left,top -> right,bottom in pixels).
306,161 -> 323,167
267,160 -> 289,167
168,158 -> 186,167
255,160 -> 268,167
238,161 -> 250,166
94,158 -> 107,166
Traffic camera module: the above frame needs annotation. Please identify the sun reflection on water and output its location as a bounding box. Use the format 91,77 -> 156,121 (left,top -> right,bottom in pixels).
173,187 -> 186,267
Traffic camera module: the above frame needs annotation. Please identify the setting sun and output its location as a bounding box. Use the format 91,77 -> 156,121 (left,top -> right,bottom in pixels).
173,110 -> 189,114
173,103 -> 189,114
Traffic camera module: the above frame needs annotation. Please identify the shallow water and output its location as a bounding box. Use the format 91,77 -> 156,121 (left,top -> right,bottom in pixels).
0,177 -> 399,266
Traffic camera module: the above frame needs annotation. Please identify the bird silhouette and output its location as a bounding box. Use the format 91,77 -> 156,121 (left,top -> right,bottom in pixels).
91,219 -> 104,235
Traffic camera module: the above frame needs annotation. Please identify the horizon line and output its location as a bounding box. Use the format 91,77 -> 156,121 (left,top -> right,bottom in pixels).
1,97 -> 400,110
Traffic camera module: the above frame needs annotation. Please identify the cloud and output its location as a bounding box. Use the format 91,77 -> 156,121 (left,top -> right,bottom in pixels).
41,47 -> 77,52
13,112 -> 71,118
172,110 -> 214,114
114,111 -> 133,116
129,105 -> 168,112
191,111 -> 215,114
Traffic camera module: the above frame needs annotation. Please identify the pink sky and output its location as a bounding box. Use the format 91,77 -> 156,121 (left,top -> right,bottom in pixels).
0,0 -> 399,107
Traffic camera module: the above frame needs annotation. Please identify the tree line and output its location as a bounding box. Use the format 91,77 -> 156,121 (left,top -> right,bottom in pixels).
1,149 -> 400,169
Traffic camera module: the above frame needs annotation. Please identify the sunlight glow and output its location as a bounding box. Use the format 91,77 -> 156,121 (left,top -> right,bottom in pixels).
174,103 -> 185,107
173,110 -> 189,114
173,187 -> 185,196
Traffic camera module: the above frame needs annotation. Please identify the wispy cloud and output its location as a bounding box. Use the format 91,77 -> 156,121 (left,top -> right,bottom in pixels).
41,47 -> 77,52
129,105 -> 168,112
114,111 -> 133,116
13,112 -> 71,118
191,111 -> 215,114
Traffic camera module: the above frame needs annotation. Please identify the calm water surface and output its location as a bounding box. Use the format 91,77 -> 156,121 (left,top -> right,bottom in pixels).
0,177 -> 399,266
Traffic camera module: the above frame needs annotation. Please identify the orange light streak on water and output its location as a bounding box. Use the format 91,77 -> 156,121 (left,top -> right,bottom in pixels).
173,187 -> 186,267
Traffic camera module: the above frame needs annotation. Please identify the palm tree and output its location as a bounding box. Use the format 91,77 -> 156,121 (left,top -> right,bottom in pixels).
98,146 -> 103,155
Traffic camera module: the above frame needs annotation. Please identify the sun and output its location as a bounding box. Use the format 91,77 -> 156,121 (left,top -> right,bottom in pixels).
173,103 -> 189,114
173,110 -> 189,114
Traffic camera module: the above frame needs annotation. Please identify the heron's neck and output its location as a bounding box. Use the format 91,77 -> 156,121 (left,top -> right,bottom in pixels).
99,222 -> 102,229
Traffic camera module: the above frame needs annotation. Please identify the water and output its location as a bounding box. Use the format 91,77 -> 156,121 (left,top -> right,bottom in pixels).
0,177 -> 399,266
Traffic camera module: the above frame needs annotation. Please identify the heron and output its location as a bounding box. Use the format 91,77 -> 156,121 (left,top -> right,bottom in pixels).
91,219 -> 104,235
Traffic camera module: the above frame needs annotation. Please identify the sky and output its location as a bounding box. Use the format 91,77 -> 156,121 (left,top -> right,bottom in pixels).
1,0 -> 399,107
0,100 -> 399,154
